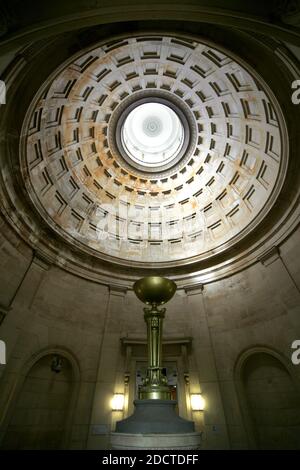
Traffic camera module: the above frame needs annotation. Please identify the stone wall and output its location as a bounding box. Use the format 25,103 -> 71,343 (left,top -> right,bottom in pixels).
0,213 -> 299,449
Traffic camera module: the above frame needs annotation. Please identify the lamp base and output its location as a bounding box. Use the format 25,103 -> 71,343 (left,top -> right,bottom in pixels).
115,399 -> 195,434
139,385 -> 171,400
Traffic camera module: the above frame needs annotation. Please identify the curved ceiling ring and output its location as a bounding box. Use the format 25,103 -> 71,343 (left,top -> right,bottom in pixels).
20,35 -> 288,266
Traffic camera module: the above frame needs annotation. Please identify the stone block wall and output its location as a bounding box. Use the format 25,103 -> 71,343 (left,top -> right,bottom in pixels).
0,216 -> 299,449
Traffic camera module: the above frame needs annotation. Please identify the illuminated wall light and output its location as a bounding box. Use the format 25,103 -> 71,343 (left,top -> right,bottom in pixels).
111,393 -> 125,411
190,394 -> 205,411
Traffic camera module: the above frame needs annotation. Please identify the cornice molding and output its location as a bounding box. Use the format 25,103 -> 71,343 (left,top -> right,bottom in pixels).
1,3 -> 300,54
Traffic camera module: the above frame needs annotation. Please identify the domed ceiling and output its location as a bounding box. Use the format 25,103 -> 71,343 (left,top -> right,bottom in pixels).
21,35 -> 287,266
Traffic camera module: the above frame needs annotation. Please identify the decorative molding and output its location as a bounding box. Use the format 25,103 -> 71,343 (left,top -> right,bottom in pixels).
33,252 -> 52,270
121,337 -> 192,347
2,3 -> 300,55
258,246 -> 280,266
184,283 -> 204,296
109,284 -> 127,296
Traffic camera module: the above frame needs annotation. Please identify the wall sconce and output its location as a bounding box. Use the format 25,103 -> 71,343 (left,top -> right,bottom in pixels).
51,355 -> 63,373
111,394 -> 125,411
190,394 -> 205,411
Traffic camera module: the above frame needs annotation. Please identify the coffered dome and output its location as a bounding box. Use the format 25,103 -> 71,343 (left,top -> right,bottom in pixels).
21,35 -> 288,266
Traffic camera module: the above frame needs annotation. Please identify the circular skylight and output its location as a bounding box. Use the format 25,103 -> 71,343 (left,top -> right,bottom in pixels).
121,103 -> 184,167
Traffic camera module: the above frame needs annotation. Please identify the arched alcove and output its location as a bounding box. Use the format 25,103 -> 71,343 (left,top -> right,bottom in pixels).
237,349 -> 300,450
1,353 -> 75,449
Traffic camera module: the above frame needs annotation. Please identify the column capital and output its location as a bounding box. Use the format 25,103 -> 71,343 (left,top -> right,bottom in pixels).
109,284 -> 127,296
184,283 -> 204,296
33,252 -> 52,270
258,246 -> 280,266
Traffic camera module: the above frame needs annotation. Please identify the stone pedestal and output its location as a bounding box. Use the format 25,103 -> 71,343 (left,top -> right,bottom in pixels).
115,400 -> 194,433
111,432 -> 203,450
111,399 -> 202,449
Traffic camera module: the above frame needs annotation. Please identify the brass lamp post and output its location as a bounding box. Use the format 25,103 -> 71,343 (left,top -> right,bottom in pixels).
133,276 -> 177,400
114,276 -> 195,437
